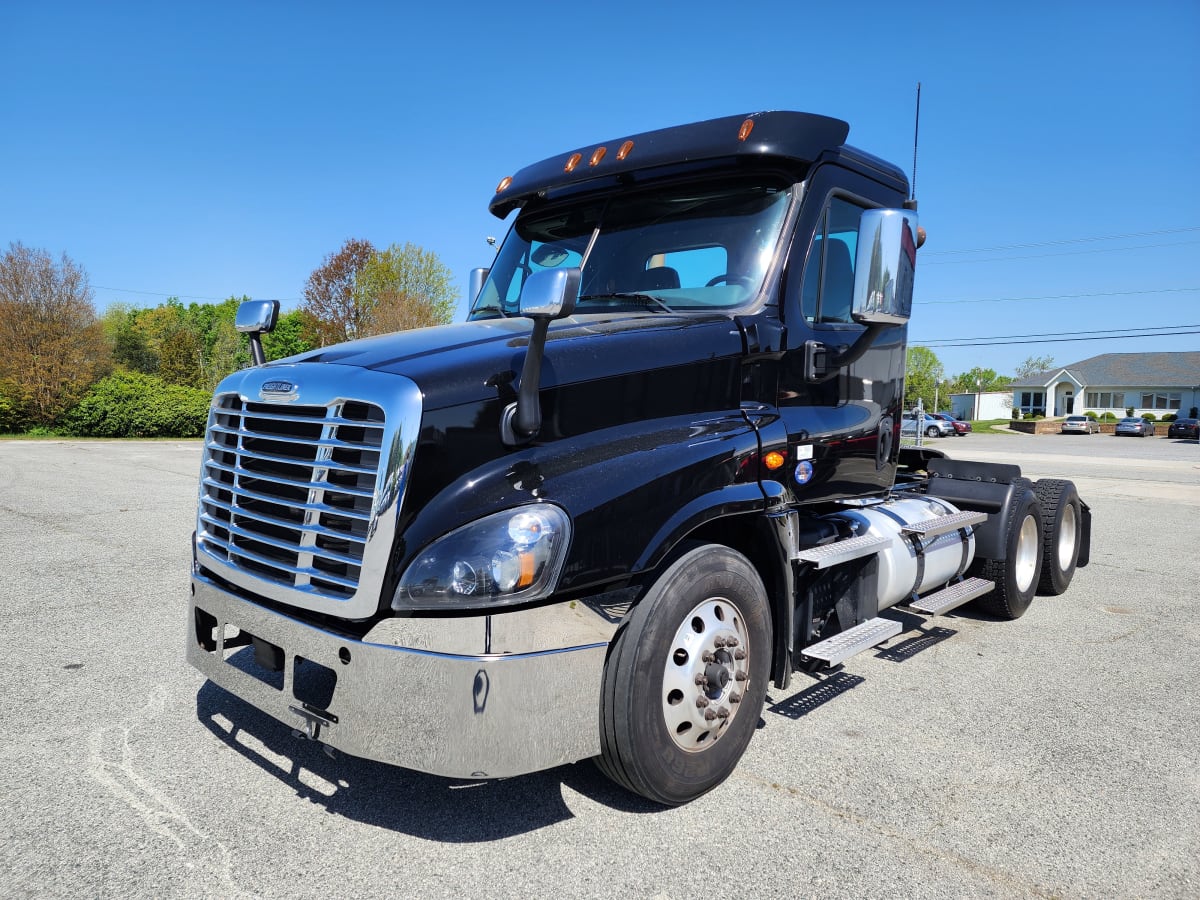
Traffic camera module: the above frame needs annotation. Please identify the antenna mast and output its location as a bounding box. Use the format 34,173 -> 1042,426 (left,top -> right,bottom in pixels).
910,82 -> 922,203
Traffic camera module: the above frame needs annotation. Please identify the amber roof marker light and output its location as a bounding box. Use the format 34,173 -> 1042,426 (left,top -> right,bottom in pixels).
737,118 -> 755,142
617,140 -> 634,161
589,146 -> 607,167
495,176 -> 513,194
564,153 -> 583,173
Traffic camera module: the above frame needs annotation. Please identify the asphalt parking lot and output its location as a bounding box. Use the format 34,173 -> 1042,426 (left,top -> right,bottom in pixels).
2,434 -> 1198,899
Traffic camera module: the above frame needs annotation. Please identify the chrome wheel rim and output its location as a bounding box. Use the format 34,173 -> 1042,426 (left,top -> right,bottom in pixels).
661,597 -> 750,751
1056,503 -> 1077,571
1015,513 -> 1040,592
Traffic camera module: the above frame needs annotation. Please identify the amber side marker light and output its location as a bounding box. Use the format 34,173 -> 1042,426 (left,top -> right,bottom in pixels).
495,176 -> 513,194
589,146 -> 607,167
737,118 -> 755,142
564,153 -> 583,173
617,140 -> 634,160
764,450 -> 787,471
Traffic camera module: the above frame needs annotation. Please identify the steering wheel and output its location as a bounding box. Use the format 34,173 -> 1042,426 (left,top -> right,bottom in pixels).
705,273 -> 753,288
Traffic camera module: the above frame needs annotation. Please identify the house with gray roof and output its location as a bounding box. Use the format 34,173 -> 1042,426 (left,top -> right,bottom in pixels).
1009,351 -> 1200,417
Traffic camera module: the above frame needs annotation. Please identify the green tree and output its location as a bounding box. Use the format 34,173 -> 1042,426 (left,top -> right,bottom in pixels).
0,242 -> 110,426
263,309 -> 313,360
948,367 -> 1011,395
357,242 -> 457,334
1015,354 -> 1056,381
904,345 -> 944,411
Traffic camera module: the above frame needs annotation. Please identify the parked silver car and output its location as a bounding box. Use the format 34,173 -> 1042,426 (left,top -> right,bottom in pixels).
1060,415 -> 1099,435
901,412 -> 954,438
1115,416 -> 1156,437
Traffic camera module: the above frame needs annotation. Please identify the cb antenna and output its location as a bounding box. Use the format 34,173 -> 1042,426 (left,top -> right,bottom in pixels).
907,82 -> 922,209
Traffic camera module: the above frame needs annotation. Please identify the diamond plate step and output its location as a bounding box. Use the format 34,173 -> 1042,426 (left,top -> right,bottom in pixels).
794,534 -> 889,569
907,577 -> 995,615
900,510 -> 988,538
800,616 -> 903,666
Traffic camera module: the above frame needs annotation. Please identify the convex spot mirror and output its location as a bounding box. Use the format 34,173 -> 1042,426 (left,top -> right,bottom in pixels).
530,244 -> 571,267
519,267 -> 580,320
235,299 -> 280,334
851,209 -> 919,325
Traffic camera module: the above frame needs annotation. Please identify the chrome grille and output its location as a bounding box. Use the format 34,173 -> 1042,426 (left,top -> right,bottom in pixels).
198,395 -> 385,600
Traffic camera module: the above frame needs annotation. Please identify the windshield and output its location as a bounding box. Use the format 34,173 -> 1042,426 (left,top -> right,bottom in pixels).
470,176 -> 794,318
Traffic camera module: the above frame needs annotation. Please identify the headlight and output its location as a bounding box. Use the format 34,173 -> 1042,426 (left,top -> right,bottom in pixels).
392,505 -> 571,610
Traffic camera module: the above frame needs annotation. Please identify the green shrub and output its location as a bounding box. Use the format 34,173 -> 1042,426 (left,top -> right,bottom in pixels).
60,372 -> 211,437
1083,410 -> 1099,419
1142,412 -> 1157,422
1011,408 -> 1020,420
1099,412 -> 1117,422
1126,407 -> 1135,416
1162,413 -> 1177,422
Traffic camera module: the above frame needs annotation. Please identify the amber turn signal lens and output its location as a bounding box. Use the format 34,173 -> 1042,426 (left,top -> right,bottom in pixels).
589,146 -> 607,167
495,176 -> 512,193
617,140 -> 634,160
564,153 -> 582,173
737,118 -> 755,142
764,450 -> 786,470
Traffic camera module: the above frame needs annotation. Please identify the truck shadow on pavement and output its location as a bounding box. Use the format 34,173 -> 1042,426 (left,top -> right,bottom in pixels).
195,682 -> 664,838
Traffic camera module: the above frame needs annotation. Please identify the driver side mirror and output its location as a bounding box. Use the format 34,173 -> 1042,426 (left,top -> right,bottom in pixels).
851,209 -> 918,325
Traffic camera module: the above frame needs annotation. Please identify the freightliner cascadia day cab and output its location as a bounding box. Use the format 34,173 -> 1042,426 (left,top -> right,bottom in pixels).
188,111 -> 1090,805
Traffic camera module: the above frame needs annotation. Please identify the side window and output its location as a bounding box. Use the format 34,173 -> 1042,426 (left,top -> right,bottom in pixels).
801,196 -> 865,324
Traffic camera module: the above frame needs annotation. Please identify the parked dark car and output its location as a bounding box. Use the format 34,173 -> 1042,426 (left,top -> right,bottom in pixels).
1167,417 -> 1199,439
1115,416 -> 1156,437
1060,415 -> 1100,435
932,412 -> 972,435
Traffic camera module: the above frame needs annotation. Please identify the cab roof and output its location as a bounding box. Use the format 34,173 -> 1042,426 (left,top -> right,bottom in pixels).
489,110 -> 907,218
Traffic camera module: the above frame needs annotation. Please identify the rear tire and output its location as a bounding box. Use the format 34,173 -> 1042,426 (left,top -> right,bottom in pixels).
596,544 -> 770,806
972,481 -> 1043,619
1034,479 -> 1081,595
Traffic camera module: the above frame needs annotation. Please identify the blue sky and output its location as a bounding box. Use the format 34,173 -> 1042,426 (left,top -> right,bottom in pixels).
3,1 -> 1197,379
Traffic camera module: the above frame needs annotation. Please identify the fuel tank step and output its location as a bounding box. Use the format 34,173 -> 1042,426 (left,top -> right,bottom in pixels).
900,510 -> 988,538
907,577 -> 995,615
794,534 -> 890,569
800,616 -> 903,666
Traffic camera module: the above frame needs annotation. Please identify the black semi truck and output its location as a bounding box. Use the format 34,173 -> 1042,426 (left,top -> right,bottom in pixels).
187,111 -> 1090,805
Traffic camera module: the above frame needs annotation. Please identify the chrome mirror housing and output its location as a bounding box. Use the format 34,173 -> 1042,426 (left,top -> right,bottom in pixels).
235,299 -> 281,334
518,268 -> 580,320
852,209 -> 918,325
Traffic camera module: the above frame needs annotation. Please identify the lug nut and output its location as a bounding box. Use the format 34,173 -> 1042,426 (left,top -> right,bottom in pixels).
702,651 -> 715,663
694,674 -> 708,686
730,692 -> 742,704
704,709 -> 717,721
713,636 -> 726,648
726,637 -> 739,648
717,707 -> 731,719
734,649 -> 747,660
735,670 -> 748,682
695,695 -> 710,708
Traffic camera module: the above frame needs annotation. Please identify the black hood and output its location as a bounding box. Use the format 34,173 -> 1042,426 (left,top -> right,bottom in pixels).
280,312 -> 746,411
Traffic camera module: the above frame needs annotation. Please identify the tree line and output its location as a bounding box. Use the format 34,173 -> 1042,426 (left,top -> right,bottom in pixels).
0,239 -> 456,436
905,346 -> 1053,416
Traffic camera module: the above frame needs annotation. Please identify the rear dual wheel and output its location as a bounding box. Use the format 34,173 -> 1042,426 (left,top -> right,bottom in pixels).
1034,479 -> 1082,595
596,544 -> 770,806
973,479 -> 1043,619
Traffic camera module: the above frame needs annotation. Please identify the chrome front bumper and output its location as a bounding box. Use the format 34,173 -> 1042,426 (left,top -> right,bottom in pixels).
187,575 -> 616,779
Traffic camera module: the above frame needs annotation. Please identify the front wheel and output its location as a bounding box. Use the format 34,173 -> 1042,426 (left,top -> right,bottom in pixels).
596,544 -> 771,806
926,426 -> 940,437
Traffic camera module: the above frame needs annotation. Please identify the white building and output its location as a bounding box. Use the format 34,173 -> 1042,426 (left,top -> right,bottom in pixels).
949,391 -> 1012,421
1009,351 -> 1200,418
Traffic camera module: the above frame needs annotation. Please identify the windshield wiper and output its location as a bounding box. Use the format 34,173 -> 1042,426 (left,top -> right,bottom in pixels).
577,292 -> 675,313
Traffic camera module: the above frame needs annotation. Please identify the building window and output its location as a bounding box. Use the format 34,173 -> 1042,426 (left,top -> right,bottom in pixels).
1085,391 -> 1125,408
1018,391 -> 1045,413
1140,391 -> 1181,410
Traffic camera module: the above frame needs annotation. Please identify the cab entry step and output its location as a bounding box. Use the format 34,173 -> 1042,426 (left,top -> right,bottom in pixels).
907,577 -> 994,616
900,510 -> 987,538
801,617 -> 903,666
794,534 -> 889,569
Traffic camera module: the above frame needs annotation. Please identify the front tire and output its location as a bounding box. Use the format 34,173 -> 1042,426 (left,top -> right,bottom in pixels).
1034,479 -> 1082,595
926,426 -> 940,437
972,481 -> 1043,619
596,544 -> 771,806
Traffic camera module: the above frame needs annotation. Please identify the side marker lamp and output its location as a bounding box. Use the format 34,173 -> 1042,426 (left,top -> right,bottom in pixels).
763,450 -> 786,471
